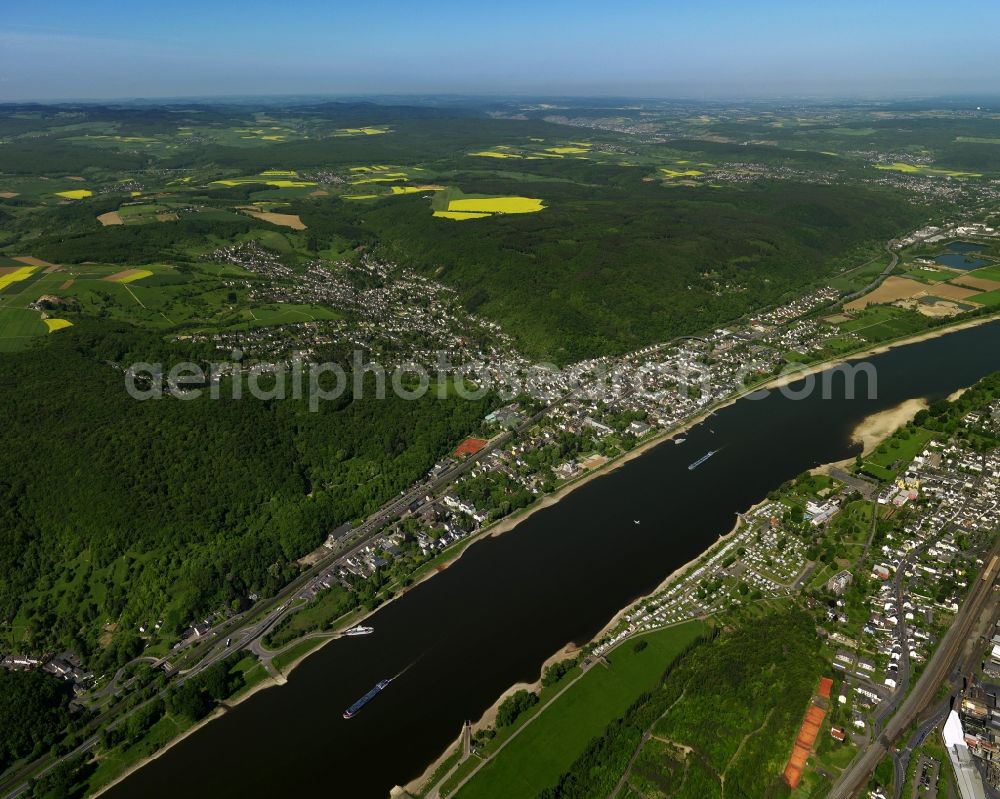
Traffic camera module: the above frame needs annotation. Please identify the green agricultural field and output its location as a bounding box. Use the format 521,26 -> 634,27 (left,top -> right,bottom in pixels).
454,621 -> 706,799
838,306 -> 929,343
968,288 -> 1000,307
828,257 -> 890,292
0,307 -> 47,351
967,265 -> 1000,283
903,266 -> 956,283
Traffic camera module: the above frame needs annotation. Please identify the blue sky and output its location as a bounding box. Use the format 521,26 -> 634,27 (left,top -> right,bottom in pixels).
2,0 -> 999,101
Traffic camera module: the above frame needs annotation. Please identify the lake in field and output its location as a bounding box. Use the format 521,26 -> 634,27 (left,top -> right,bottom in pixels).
105,320 -> 1000,799
935,240 -> 992,270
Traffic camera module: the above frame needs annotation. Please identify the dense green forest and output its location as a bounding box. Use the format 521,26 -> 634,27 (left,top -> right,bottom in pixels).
0,322 -> 490,667
0,670 -> 75,773
540,610 -> 822,799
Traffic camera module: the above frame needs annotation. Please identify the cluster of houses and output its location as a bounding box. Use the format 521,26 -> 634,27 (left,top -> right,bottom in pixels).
199,246 -> 520,370
869,163 -> 1000,204
0,651 -> 94,695
194,240 -> 872,425
599,500 -> 814,658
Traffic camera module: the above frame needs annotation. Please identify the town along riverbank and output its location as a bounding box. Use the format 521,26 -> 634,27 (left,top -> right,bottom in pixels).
104,319 -> 1000,799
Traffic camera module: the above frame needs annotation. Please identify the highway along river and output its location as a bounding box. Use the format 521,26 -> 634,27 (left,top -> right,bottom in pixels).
107,320 -> 1000,799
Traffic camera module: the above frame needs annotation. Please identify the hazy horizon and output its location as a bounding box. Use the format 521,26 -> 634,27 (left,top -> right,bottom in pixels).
3,0 -> 999,102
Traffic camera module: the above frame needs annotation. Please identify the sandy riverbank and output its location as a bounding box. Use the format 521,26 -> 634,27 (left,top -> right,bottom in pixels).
850,397 -> 930,454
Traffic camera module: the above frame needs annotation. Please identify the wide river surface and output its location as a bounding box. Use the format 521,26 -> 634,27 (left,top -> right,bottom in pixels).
107,320 -> 1000,799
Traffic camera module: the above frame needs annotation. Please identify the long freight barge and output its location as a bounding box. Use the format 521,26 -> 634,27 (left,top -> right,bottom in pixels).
343,679 -> 391,719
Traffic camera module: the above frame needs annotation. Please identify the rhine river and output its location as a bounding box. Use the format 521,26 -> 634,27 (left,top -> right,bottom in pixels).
107,320 -> 1000,799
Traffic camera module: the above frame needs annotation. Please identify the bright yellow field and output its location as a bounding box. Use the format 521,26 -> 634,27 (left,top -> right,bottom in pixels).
55,189 -> 93,200
260,170 -> 297,177
874,162 -> 982,178
661,168 -> 705,178
469,151 -> 522,159
211,177 -> 316,188
44,318 -> 73,333
433,210 -> 491,220
345,194 -> 379,200
350,165 -> 391,172
448,196 -> 544,214
265,180 -> 313,188
0,267 -> 35,291
105,269 -> 153,284
390,185 -> 443,195
546,146 -> 589,154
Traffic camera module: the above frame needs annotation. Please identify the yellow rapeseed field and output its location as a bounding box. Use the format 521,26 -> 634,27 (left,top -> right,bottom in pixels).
874,162 -> 981,178
44,318 -> 73,333
390,185 -> 444,195
660,168 -> 705,179
105,269 -> 153,284
433,210 -> 491,220
55,189 -> 93,200
351,174 -> 408,184
0,267 -> 35,292
448,196 -> 544,214
211,177 -> 316,188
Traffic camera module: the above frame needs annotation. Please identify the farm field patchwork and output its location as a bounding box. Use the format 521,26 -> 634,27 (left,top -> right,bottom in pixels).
843,276 -> 933,310
951,274 -> 1000,292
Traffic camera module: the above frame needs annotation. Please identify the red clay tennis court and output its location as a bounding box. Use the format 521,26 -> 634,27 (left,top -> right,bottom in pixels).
783,703 -> 827,788
454,438 -> 487,457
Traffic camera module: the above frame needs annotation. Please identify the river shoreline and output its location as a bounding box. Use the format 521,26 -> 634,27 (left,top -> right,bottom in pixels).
92,311 -> 1000,799
90,677 -> 278,799
403,497 -> 764,798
